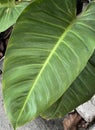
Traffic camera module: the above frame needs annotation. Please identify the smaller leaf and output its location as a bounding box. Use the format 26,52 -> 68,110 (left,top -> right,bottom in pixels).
0,1 -> 29,32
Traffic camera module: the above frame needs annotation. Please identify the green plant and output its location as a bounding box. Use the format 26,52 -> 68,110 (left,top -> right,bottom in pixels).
1,0 -> 95,129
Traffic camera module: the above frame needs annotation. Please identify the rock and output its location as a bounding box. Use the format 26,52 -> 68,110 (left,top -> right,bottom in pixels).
76,96 -> 95,123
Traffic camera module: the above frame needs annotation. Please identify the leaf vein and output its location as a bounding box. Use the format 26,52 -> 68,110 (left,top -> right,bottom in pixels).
51,0 -> 72,17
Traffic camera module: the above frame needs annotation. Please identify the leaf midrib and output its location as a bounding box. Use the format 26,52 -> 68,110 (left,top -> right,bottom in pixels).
15,19 -> 76,128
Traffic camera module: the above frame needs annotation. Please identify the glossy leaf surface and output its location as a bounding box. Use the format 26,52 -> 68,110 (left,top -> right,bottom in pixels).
3,0 -> 95,129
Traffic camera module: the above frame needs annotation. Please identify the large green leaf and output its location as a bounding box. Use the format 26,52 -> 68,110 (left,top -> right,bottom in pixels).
0,1 -> 30,32
41,51 -> 95,119
3,0 -> 95,129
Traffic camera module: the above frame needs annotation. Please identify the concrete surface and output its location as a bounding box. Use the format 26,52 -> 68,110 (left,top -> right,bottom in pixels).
77,95 -> 95,122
